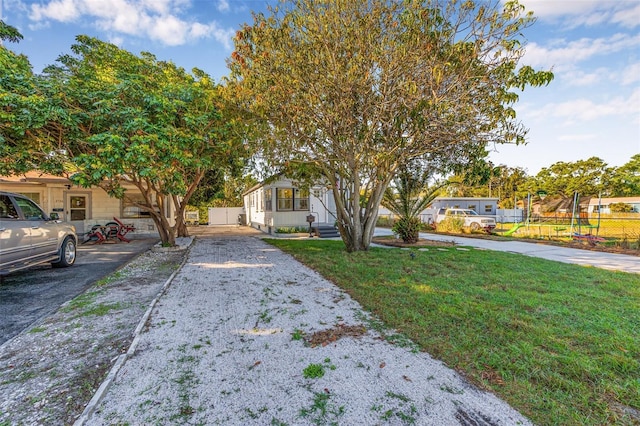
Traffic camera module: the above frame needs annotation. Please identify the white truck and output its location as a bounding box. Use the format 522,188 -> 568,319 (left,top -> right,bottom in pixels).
435,208 -> 496,233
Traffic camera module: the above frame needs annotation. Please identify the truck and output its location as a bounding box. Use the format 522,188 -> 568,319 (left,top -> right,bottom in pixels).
435,208 -> 496,233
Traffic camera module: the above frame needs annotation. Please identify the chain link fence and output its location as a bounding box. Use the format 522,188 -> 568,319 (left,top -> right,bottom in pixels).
377,205 -> 640,248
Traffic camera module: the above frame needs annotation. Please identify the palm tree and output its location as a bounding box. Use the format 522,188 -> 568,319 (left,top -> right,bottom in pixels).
382,162 -> 447,243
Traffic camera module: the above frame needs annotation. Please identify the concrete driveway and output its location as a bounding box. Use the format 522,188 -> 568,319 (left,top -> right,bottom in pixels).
373,228 -> 640,274
0,238 -> 157,345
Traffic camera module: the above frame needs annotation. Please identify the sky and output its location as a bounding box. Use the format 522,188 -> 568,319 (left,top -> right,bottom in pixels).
1,0 -> 639,176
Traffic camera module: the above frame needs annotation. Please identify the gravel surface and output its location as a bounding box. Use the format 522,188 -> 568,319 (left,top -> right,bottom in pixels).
87,236 -> 531,426
0,246 -> 185,425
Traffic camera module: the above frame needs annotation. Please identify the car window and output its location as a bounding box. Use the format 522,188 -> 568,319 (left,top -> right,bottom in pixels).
14,197 -> 46,221
0,195 -> 19,219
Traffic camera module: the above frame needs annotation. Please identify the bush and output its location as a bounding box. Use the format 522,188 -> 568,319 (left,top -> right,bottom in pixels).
392,217 -> 421,243
437,217 -> 464,233
609,202 -> 634,213
275,226 -> 309,234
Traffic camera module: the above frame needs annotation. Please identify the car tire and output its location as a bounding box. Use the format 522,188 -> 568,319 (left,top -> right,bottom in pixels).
470,222 -> 481,232
52,236 -> 77,268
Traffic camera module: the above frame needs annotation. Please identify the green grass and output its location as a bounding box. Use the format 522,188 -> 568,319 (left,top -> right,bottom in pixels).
267,239 -> 640,426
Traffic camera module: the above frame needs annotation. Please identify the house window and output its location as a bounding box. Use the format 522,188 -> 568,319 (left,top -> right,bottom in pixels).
484,205 -> 492,213
265,189 -> 272,211
276,188 -> 309,211
295,189 -> 309,210
122,193 -> 153,218
277,188 -> 293,211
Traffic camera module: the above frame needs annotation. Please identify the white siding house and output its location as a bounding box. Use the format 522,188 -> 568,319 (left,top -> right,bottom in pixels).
242,177 -> 337,234
0,172 -> 177,237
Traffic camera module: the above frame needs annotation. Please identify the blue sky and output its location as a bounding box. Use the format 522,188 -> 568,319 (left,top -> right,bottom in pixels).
2,0 -> 639,175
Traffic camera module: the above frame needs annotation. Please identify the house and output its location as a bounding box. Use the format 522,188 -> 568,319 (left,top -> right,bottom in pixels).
587,196 -> 640,214
242,176 -> 338,235
0,172 -> 177,237
378,196 -> 514,224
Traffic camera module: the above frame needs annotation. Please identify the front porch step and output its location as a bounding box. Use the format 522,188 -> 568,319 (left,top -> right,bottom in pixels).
313,224 -> 340,238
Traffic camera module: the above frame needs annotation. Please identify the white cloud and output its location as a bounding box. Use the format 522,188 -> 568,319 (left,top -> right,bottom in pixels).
524,33 -> 640,70
610,2 -> 640,28
556,134 -> 597,142
518,0 -> 639,28
217,0 -> 230,12
30,0 -> 80,22
562,68 -> 608,87
621,63 -> 640,85
27,0 -> 235,48
544,88 -> 640,122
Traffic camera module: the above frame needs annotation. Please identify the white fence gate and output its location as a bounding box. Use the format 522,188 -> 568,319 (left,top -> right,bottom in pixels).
207,207 -> 245,225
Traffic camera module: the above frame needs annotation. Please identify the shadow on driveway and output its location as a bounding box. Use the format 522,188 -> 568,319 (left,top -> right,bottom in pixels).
0,238 -> 157,345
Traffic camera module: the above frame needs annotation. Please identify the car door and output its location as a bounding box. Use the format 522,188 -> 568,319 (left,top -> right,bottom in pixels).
12,196 -> 57,259
0,194 -> 31,269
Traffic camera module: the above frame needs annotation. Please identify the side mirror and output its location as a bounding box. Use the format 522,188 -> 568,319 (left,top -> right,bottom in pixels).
49,212 -> 60,221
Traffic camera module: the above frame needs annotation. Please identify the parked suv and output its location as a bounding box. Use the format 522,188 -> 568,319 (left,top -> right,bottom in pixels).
0,191 -> 77,275
435,208 -> 496,232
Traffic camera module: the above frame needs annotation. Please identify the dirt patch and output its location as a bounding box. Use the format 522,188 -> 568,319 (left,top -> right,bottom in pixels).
372,235 -> 457,249
0,248 -> 186,426
304,324 -> 368,347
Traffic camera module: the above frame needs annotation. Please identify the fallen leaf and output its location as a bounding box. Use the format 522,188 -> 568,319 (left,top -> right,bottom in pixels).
403,375 -> 412,382
380,362 -> 386,368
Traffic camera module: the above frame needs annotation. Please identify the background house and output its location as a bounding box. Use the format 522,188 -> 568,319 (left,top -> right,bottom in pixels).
378,197 -> 504,224
243,176 -> 337,235
0,172 -> 176,237
587,197 -> 640,214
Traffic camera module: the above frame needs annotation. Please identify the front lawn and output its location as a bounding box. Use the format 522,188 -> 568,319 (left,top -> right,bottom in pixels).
267,239 -> 640,426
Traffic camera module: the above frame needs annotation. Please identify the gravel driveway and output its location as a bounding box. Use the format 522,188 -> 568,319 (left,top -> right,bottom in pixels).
87,236 -> 531,425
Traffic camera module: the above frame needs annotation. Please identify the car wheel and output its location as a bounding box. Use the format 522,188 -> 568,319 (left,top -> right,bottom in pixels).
52,236 -> 77,268
470,222 -> 481,232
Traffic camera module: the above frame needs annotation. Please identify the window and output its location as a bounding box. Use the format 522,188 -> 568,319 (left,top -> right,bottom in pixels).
0,195 -> 19,219
484,205 -> 493,213
467,205 -> 477,212
122,194 -> 153,218
14,197 -> 46,220
295,189 -> 309,210
276,188 -> 309,211
277,188 -> 293,211
265,189 -> 272,211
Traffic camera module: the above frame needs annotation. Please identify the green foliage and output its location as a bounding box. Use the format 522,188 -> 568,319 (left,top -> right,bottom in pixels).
609,203 -> 634,213
230,0 -> 553,252
436,217 -> 464,233
530,157 -> 612,198
29,36 -> 250,245
609,154 -> 640,197
0,21 -> 23,43
302,363 -> 325,379
392,217 -> 422,244
275,226 -> 309,234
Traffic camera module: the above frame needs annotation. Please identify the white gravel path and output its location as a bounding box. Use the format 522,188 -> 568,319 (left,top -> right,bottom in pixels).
87,236 -> 532,425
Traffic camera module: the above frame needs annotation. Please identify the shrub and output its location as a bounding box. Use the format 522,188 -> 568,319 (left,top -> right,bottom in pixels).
392,217 -> 421,243
437,217 -> 464,233
275,226 -> 309,234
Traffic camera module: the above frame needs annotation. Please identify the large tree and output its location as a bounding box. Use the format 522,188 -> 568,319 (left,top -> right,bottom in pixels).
41,36 -> 244,245
609,154 -> 640,197
530,157 -> 613,198
229,0 -> 553,251
0,22 -> 61,175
